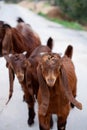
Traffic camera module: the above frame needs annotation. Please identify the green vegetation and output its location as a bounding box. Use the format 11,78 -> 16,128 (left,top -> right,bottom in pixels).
38,12 -> 84,30
5,0 -> 21,3
38,0 -> 87,25
44,1 -> 51,7
57,0 -> 87,25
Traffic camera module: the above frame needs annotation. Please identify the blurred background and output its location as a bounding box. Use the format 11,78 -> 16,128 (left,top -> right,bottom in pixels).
1,0 -> 87,30
0,1 -> 87,130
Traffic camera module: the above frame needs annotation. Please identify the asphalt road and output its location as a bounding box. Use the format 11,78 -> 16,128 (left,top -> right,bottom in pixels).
0,3 -> 87,130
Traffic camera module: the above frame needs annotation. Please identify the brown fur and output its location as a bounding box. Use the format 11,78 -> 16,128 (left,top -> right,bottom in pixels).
0,21 -> 41,58
16,19 -> 41,55
0,22 -> 7,56
6,43 -> 52,126
64,45 -> 73,59
37,52 -> 82,130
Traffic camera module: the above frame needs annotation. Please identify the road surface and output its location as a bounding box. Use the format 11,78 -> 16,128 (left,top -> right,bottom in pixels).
0,3 -> 87,130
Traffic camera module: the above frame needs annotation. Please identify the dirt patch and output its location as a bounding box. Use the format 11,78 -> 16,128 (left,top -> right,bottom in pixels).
18,1 -> 47,12
18,1 -> 35,10
18,0 -> 64,19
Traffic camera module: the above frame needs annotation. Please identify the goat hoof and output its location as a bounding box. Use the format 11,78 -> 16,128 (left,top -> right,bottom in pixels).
50,116 -> 53,128
28,118 -> 34,126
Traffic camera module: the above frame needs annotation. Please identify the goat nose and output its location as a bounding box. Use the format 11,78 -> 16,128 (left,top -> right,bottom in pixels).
47,79 -> 55,87
17,73 -> 24,82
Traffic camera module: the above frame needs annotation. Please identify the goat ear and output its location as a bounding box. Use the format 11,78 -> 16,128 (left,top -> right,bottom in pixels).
37,64 -> 50,116
4,55 -> 13,70
2,28 -> 13,56
60,65 -> 82,110
5,54 -> 15,69
64,45 -> 73,59
6,67 -> 15,105
47,37 -> 53,50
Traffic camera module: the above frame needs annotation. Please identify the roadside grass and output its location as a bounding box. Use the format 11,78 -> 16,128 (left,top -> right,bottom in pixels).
38,12 -> 85,30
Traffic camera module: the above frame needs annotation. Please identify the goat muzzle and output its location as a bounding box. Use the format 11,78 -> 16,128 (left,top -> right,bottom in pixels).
46,77 -> 56,87
17,73 -> 24,82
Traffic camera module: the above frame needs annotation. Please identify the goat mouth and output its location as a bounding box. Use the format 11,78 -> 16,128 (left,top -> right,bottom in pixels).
46,79 -> 56,87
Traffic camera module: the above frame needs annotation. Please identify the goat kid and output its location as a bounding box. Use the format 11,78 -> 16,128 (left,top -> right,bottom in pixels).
6,38 -> 53,126
37,52 -> 82,130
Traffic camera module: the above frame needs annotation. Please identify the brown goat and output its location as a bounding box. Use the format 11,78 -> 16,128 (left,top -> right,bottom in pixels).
37,52 -> 82,130
0,19 -> 41,60
6,38 -> 53,126
16,17 -> 41,56
7,52 -> 36,126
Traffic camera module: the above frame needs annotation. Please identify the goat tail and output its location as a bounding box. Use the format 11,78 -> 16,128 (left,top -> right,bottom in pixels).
47,37 -> 53,50
17,17 -> 24,23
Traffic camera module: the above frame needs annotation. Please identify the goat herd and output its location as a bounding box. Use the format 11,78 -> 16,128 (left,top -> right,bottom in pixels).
0,17 -> 82,130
